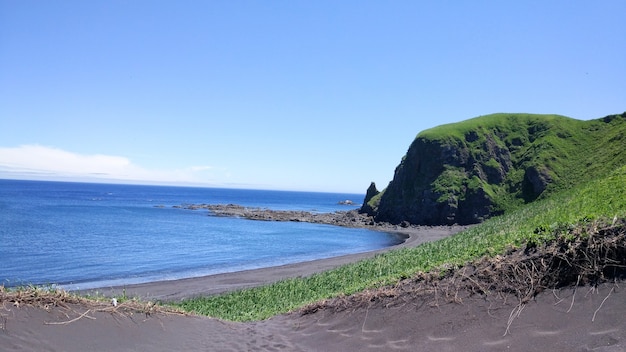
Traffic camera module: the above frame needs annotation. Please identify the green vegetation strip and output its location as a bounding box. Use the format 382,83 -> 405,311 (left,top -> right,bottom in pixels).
177,166 -> 626,321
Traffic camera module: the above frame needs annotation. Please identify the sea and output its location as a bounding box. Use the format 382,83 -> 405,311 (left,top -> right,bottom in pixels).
0,179 -> 402,290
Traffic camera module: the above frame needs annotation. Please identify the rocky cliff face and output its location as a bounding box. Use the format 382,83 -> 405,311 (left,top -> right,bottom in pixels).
371,132 -> 510,225
361,113 -> 626,225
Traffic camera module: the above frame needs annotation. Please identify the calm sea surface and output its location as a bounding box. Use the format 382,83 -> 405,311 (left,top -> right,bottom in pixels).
0,179 -> 401,290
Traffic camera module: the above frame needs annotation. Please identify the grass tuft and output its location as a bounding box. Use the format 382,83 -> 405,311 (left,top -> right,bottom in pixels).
0,284 -> 184,323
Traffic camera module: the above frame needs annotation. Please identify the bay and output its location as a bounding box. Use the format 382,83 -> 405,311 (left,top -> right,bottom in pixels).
0,179 -> 400,290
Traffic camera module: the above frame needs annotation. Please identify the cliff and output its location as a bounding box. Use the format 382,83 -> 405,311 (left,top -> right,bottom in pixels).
362,112 -> 626,225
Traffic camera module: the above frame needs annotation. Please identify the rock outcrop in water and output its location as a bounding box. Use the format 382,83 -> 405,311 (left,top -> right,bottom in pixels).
174,203 -> 460,232
177,204 -> 380,228
359,182 -> 379,216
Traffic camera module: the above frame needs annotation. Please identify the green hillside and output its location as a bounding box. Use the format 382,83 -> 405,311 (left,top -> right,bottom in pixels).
365,112 -> 626,225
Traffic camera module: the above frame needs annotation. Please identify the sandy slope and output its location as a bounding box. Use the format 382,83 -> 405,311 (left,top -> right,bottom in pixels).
279,283 -> 625,352
2,283 -> 624,351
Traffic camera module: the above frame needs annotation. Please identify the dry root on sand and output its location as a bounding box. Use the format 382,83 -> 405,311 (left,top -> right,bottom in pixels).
302,217 -> 626,314
0,285 -> 185,325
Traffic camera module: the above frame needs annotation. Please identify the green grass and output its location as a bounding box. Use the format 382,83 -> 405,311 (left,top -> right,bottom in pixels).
373,112 -> 626,217
177,165 -> 626,321
418,113 -> 577,142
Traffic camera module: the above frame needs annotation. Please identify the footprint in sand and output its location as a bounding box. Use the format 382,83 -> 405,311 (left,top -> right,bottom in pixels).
589,328 -> 620,336
531,329 -> 563,336
427,335 -> 456,342
482,339 -> 510,347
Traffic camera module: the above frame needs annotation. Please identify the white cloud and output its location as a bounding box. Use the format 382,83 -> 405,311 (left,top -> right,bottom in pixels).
0,145 -> 215,185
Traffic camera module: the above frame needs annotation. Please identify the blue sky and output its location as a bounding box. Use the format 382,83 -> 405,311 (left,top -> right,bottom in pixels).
1,1 -> 624,193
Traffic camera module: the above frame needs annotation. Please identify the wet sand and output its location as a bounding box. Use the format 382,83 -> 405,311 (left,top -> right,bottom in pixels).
79,225 -> 467,301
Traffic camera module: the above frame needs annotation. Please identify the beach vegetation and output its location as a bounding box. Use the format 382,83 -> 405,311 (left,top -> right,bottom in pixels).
0,284 -> 183,319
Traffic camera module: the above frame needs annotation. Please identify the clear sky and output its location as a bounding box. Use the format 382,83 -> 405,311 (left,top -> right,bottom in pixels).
1,1 -> 624,194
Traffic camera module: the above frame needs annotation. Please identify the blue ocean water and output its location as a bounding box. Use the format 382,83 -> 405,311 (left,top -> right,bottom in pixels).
0,179 -> 401,290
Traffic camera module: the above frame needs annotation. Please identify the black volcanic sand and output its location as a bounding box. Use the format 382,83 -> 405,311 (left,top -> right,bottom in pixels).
3,282 -> 624,351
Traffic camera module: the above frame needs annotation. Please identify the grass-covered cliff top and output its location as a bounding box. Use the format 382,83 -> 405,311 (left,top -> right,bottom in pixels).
418,113 -> 576,140
420,112 -> 625,199
367,112 -> 626,224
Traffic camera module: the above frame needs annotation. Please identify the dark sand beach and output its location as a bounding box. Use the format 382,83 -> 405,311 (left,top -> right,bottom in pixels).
2,225 -> 625,351
3,283 -> 624,351
81,225 -> 466,301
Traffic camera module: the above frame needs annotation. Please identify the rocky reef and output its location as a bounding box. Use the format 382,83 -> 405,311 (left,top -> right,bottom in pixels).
183,204 -> 375,227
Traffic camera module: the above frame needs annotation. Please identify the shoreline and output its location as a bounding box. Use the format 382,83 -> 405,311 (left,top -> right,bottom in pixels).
5,218 -> 624,351
6,222 -> 625,352
79,225 -> 469,301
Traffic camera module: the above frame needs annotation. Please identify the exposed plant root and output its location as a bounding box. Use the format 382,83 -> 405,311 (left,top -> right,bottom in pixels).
301,218 -> 626,318
504,303 -> 526,336
45,309 -> 96,325
592,286 -> 614,322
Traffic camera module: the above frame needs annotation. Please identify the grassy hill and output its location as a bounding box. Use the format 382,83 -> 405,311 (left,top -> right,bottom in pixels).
365,112 -> 626,225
